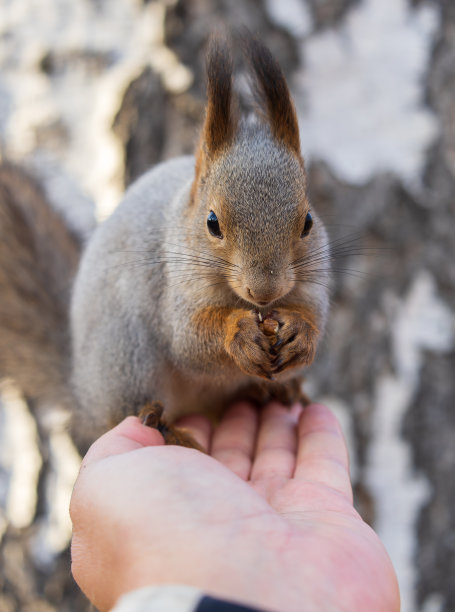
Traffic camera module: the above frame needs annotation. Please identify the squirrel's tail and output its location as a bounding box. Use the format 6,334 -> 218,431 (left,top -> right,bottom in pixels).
0,162 -> 81,412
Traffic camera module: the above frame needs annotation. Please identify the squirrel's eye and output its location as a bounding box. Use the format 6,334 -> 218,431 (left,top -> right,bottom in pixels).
301,212 -> 313,238
207,210 -> 223,239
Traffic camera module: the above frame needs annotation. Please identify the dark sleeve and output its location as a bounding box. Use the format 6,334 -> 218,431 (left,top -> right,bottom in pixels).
110,585 -> 275,611
195,595 -> 268,612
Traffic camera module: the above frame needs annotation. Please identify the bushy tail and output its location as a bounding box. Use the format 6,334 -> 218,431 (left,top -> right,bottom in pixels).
0,162 -> 81,411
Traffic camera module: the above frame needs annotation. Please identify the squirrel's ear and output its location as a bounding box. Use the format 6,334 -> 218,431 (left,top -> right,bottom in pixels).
243,34 -> 301,156
203,34 -> 237,156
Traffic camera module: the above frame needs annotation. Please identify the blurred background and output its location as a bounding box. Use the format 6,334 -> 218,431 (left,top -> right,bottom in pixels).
0,0 -> 454,610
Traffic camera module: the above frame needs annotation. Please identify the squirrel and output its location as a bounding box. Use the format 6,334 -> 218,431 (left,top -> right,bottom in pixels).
0,34 -> 330,450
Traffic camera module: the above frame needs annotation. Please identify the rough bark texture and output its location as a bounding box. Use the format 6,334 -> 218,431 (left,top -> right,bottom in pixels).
0,1 -> 454,611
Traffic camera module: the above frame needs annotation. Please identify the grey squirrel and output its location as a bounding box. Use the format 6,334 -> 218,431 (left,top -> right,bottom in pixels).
0,35 -> 329,449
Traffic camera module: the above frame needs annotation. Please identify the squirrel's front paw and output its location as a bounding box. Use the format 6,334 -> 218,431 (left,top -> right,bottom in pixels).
138,402 -> 204,451
269,310 -> 318,374
224,310 -> 273,379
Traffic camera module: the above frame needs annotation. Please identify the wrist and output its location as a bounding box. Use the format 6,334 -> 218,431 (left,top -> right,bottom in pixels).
112,519 -> 309,612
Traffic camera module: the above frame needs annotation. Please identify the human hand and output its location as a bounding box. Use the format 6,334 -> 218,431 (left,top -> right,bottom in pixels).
70,403 -> 400,612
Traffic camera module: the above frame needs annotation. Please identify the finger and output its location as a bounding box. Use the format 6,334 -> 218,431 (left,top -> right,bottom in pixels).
250,402 -> 301,482
294,404 -> 352,502
211,402 -> 259,480
81,416 -> 165,468
174,414 -> 213,452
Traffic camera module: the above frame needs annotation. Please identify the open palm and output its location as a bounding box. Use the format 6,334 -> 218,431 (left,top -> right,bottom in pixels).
71,403 -> 400,612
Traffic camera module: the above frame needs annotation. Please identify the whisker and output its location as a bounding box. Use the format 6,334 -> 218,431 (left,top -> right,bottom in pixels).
293,278 -> 331,291
109,255 -> 236,273
115,242 -> 239,270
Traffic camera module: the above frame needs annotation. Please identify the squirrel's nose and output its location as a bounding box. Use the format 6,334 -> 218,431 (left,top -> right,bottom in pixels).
247,287 -> 273,306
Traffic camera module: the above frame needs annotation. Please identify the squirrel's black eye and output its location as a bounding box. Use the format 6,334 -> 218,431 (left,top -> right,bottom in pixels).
207,210 -> 223,239
301,212 -> 313,238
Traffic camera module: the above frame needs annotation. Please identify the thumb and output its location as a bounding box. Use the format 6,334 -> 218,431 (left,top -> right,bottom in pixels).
81,416 -> 165,468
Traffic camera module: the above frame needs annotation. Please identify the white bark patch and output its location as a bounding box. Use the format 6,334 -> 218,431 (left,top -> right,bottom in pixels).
296,0 -> 439,185
264,0 -> 313,38
0,0 -> 192,219
421,593 -> 444,612
31,413 -> 81,567
392,272 -> 455,381
366,271 -> 455,612
0,383 -> 42,530
0,384 -> 81,565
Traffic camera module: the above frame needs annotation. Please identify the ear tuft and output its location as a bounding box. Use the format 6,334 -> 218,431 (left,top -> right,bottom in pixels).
242,32 -> 300,155
204,34 -> 237,155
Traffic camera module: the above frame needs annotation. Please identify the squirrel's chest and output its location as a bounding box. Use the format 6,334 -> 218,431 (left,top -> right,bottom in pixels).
157,364 -> 248,423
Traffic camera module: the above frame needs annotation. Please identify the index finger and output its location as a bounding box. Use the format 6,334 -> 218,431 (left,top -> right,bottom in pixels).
81,417 -> 165,468
294,404 -> 352,502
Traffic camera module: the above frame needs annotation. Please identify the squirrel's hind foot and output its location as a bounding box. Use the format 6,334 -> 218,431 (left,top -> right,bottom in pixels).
138,401 -> 205,452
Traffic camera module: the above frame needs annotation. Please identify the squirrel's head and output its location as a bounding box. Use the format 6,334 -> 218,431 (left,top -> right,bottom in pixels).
190,33 -> 325,308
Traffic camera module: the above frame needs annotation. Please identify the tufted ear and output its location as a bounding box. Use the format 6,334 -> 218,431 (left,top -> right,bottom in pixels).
202,34 -> 238,156
243,33 -> 301,156
190,35 -> 238,203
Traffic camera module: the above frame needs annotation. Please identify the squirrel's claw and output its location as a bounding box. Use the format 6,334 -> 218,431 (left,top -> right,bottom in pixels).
139,401 -> 205,452
225,309 -> 275,380
269,310 -> 318,374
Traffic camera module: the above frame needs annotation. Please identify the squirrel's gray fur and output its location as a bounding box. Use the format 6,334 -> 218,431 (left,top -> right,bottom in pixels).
0,35 -> 330,445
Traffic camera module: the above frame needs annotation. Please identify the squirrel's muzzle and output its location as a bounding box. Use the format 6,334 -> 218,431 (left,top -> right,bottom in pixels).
240,265 -> 294,306
246,286 -> 280,306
